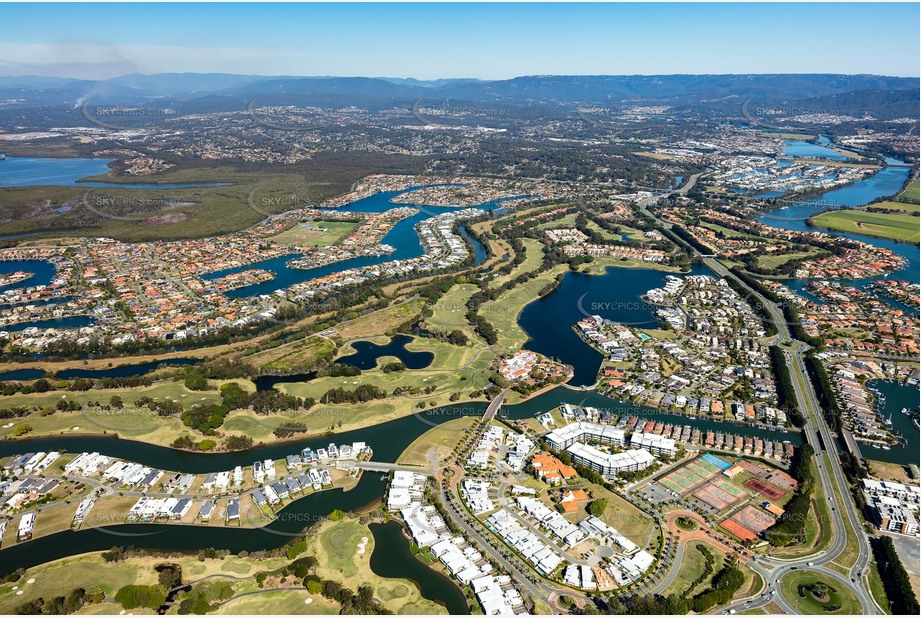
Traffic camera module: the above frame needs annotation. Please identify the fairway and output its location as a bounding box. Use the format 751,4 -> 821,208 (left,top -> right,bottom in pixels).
305,519 -> 447,615
811,209 -> 919,243
425,283 -> 480,340
212,590 -> 341,615
780,571 -> 861,615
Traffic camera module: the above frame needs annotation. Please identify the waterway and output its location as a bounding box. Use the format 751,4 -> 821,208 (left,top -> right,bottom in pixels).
4,315 -> 95,332
0,388 -> 802,573
201,187 -> 493,299
781,140 -> 851,161
0,368 -> 44,381
519,263 -> 710,386
0,156 -> 227,189
369,520 -> 470,615
755,151 -> 919,465
862,379 -> 919,466
55,358 -> 200,380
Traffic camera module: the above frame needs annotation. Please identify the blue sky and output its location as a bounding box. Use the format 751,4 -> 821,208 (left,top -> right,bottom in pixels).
0,2 -> 918,79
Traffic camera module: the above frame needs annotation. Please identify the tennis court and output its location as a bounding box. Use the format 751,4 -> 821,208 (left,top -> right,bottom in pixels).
693,483 -> 740,511
731,505 -> 776,534
701,453 -> 732,470
745,478 -> 786,501
720,518 -> 758,542
660,456 -> 724,496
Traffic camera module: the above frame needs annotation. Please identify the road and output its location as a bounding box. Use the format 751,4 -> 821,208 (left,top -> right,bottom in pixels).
639,197 -> 880,614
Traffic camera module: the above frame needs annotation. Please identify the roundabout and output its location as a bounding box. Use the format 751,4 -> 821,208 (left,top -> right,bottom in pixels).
779,570 -> 862,615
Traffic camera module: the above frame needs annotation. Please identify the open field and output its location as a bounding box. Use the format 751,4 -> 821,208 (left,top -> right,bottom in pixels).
663,540 -> 726,597
0,168 -> 340,242
754,250 -> 818,270
869,200 -> 920,214
397,416 -> 479,467
267,221 -> 358,248
764,132 -> 817,140
304,519 -> 447,615
900,178 -> 920,203
811,209 -> 920,243
867,459 -> 915,484
583,481 -> 655,546
779,570 -> 861,615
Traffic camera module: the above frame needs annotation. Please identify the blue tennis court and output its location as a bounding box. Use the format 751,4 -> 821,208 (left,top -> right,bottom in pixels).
702,453 -> 732,470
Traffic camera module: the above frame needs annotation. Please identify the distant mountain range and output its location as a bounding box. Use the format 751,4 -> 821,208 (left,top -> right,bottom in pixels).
0,72 -> 917,119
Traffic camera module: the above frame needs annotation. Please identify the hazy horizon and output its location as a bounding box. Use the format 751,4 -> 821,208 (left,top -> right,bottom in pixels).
0,2 -> 918,80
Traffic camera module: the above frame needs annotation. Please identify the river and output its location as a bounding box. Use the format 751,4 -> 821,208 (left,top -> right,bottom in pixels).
755,151 -> 918,464
0,156 -> 227,189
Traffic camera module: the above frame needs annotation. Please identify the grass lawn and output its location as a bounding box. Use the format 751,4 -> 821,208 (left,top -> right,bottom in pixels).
811,209 -> 920,243
397,416 -> 479,467
900,178 -> 920,203
582,481 -> 654,547
305,519 -> 447,615
866,459 -> 914,484
267,220 -> 359,248
779,570 -> 861,615
533,213 -> 579,231
0,552 -> 273,613
869,201 -> 920,214
755,250 -> 817,270
0,380 -> 241,445
663,540 -> 725,597
867,560 -> 891,615
768,459 -> 831,559
486,238 -> 545,289
212,589 -> 341,615
699,222 -> 765,241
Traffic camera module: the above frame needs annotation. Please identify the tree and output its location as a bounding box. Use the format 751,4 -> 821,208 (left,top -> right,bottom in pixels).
109,395 -> 123,409
114,585 -> 167,610
183,372 -> 209,391
587,498 -> 608,517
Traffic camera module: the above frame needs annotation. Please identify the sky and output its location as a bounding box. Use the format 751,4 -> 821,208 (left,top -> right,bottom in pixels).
0,2 -> 918,80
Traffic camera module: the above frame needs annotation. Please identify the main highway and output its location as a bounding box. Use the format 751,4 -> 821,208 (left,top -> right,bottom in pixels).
638,190 -> 881,614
